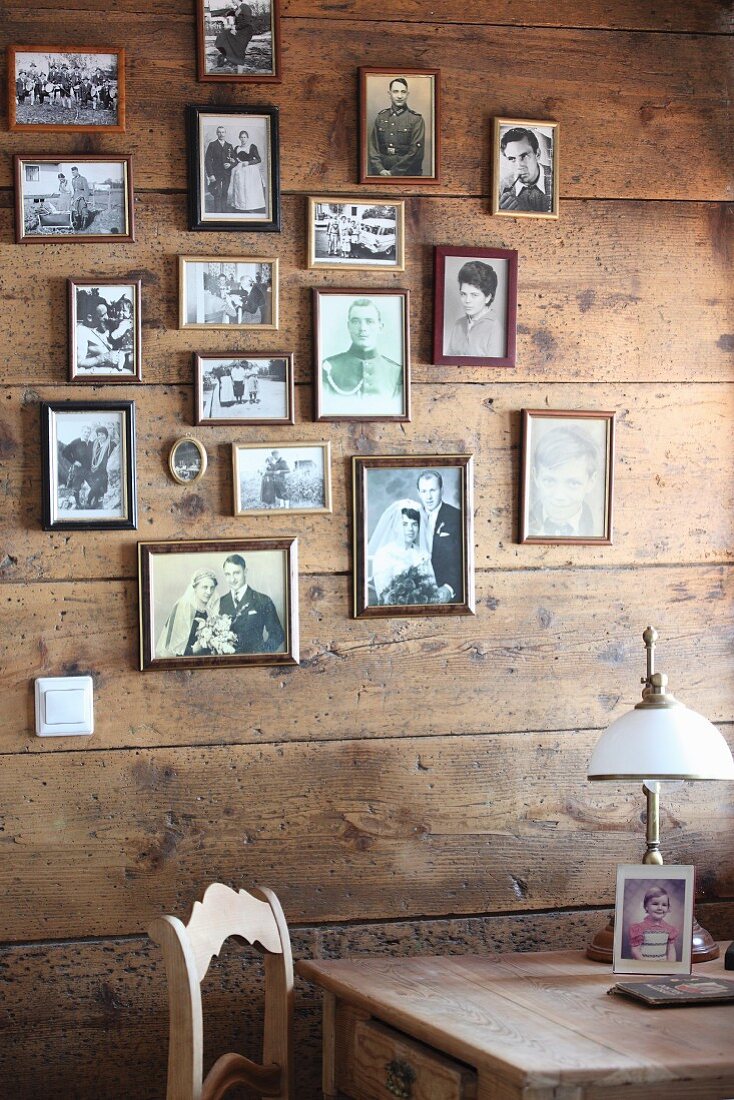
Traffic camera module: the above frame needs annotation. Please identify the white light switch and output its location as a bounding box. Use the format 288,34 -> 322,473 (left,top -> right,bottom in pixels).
35,676 -> 94,736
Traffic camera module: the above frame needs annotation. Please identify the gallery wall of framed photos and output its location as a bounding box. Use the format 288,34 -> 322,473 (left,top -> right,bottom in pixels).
1,3 -> 732,1097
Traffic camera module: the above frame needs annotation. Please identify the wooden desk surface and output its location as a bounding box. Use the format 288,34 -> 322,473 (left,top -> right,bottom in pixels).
298,946 -> 734,1098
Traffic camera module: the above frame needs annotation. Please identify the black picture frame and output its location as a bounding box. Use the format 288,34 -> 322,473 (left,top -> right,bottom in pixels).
187,104 -> 280,232
40,399 -> 137,530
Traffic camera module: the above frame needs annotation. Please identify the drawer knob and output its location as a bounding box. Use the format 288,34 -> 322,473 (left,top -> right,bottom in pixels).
385,1058 -> 416,1098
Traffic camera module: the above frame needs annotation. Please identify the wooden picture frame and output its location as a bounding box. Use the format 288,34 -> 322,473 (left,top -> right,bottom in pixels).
359,67 -> 441,185
169,437 -> 208,485
195,353 -> 294,426
492,117 -> 559,219
306,196 -> 406,272
352,454 -> 475,618
179,256 -> 279,330
195,0 -> 282,83
613,864 -> 694,976
187,105 -> 280,232
232,442 -> 332,516
433,245 -> 518,367
68,277 -> 142,382
313,288 -> 410,422
40,399 -> 137,531
139,538 -> 299,670
8,46 -> 126,133
14,154 -> 134,243
519,409 -> 615,545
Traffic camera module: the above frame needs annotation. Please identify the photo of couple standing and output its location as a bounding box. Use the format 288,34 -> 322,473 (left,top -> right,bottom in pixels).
362,464 -> 471,610
200,114 -> 270,217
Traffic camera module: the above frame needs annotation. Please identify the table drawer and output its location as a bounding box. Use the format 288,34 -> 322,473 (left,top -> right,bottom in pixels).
337,1012 -> 477,1100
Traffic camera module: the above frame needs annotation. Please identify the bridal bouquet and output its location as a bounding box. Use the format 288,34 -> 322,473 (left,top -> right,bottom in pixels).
380,565 -> 441,606
194,614 -> 237,655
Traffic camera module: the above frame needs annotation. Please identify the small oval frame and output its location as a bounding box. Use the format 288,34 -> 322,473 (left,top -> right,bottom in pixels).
169,435 -> 208,485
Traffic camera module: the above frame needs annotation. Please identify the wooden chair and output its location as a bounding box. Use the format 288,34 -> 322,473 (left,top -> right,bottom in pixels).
149,883 -> 294,1100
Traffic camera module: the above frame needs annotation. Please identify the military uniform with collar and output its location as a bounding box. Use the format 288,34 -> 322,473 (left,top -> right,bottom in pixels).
368,106 -> 425,177
322,345 -> 402,399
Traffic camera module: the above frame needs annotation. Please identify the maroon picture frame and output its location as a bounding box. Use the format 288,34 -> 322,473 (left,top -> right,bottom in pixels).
433,245 -> 518,368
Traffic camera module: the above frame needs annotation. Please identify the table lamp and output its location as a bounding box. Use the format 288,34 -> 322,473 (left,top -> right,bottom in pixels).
586,626 -> 734,963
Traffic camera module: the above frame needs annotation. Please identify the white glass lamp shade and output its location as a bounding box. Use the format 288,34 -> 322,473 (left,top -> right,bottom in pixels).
588,704 -> 734,781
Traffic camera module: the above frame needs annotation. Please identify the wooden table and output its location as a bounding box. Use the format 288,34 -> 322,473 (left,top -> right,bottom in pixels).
297,946 -> 734,1100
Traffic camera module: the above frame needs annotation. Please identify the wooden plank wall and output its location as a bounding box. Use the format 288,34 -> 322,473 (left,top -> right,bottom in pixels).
0,2 -> 732,1096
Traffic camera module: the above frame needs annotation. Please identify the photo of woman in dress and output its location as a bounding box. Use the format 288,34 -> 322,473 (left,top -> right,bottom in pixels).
368,498 -> 438,605
156,568 -> 225,658
227,129 -> 266,213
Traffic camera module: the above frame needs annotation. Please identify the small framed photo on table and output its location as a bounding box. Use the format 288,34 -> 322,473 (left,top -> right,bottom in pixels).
195,353 -> 294,426
40,400 -> 137,530
307,197 -> 405,272
139,538 -> 298,670
68,278 -> 142,382
519,409 -> 615,544
179,256 -> 278,330
359,67 -> 440,184
492,118 -> 559,219
613,864 -> 694,975
187,105 -> 280,232
314,289 -> 410,422
233,442 -> 332,516
352,455 -> 474,618
8,46 -> 125,133
433,246 -> 517,367
15,155 -> 134,243
195,0 -> 281,83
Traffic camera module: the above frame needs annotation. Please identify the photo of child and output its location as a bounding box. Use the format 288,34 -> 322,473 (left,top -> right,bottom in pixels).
627,885 -> 680,962
613,865 -> 694,976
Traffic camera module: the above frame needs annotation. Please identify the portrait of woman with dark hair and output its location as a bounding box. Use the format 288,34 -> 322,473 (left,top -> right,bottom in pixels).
447,259 -> 500,358
434,246 -> 517,367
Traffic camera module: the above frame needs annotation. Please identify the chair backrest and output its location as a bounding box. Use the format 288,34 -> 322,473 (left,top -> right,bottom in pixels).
149,883 -> 293,1100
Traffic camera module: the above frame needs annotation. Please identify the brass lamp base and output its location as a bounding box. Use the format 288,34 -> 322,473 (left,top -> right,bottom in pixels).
586,912 -> 719,964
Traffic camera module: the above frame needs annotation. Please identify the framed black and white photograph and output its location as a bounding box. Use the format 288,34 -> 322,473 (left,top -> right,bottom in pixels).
314,289 -> 410,422
169,437 -> 208,485
196,0 -> 281,83
40,400 -> 137,530
15,155 -> 134,243
187,105 -> 280,231
68,278 -> 142,382
433,246 -> 518,367
307,197 -> 405,271
492,118 -> 559,219
613,865 -> 694,976
352,455 -> 474,618
139,538 -> 299,670
8,46 -> 125,133
195,353 -> 294,426
233,442 -> 332,516
519,410 -> 615,545
360,67 -> 441,184
179,256 -> 278,330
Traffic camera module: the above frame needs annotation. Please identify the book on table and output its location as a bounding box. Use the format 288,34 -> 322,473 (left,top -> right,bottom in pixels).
609,975 -> 734,1007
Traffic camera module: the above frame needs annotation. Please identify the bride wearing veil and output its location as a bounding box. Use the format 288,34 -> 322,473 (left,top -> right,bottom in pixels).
156,568 -> 221,657
368,499 -> 439,605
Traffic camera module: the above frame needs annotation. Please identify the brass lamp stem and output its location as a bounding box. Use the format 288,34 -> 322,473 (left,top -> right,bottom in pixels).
642,782 -> 663,865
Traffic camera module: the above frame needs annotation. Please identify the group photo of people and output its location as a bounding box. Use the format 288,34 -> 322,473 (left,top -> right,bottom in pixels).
311,201 -> 401,268
11,49 -> 121,129
71,282 -> 138,378
197,356 -> 290,422
53,410 -> 124,518
181,259 -> 275,328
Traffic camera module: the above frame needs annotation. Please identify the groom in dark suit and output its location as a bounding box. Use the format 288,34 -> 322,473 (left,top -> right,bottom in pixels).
219,554 -> 285,654
204,125 -> 235,212
417,470 -> 464,603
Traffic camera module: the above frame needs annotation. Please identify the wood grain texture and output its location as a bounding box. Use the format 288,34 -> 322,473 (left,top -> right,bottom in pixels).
3,381 -> 734,583
0,19 -> 731,199
2,567 -> 733,750
1,732 -> 732,939
1,195 -> 731,387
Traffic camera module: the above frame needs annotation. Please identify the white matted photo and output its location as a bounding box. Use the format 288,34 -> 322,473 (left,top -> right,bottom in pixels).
613,864 -> 694,975
493,117 -> 559,219
8,46 -> 125,132
314,289 -> 410,421
139,538 -> 298,670
520,409 -> 615,544
360,67 -> 440,183
433,246 -> 517,367
233,442 -> 332,516
307,197 -> 405,271
179,256 -> 278,329
68,278 -> 141,381
195,353 -> 293,425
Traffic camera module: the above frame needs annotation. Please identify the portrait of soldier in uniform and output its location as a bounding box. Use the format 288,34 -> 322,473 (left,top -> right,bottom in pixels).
315,290 -> 410,420
360,68 -> 440,183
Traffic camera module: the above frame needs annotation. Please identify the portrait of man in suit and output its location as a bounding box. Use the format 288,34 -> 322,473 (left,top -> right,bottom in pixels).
219,553 -> 285,654
204,124 -> 236,212
416,470 -> 464,603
